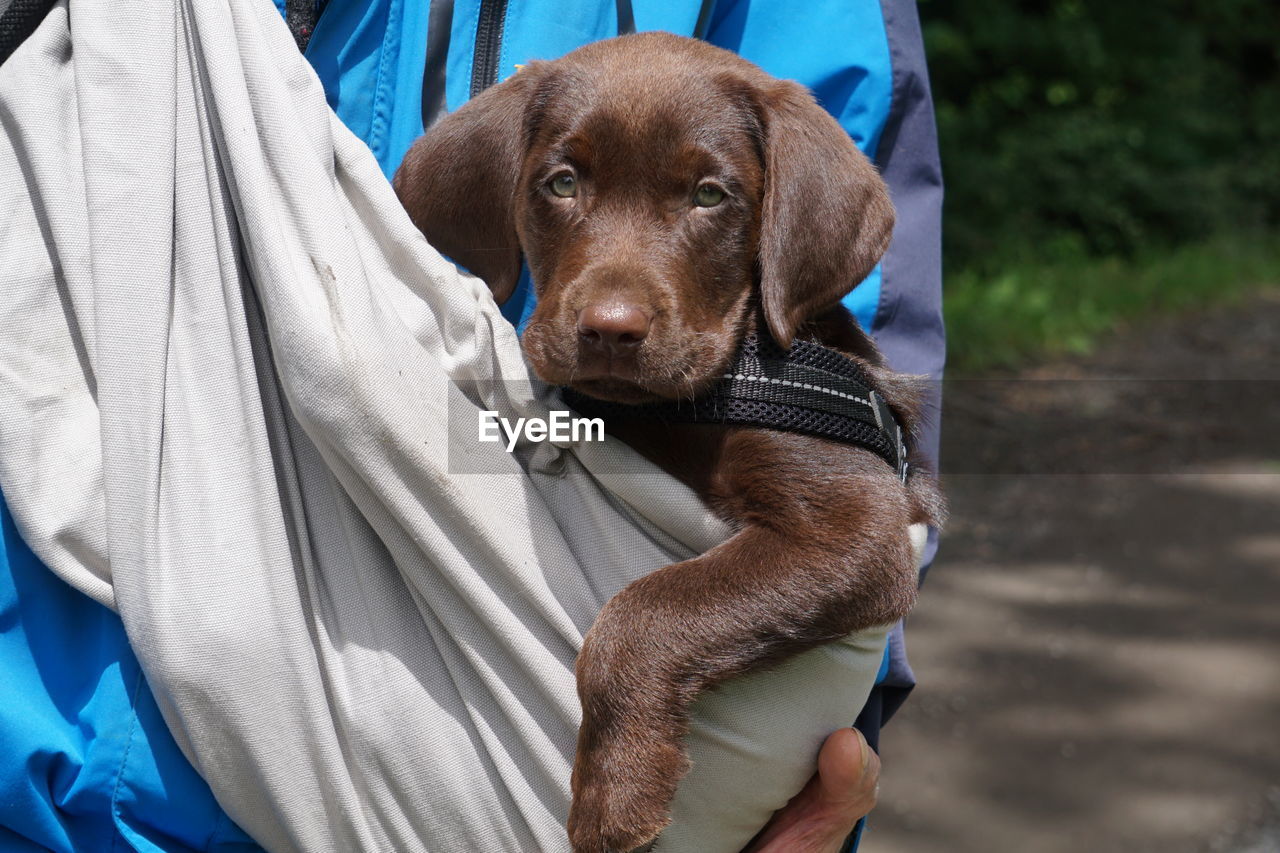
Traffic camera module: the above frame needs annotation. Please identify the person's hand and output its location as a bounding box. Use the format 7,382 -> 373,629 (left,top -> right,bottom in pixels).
743,727 -> 880,853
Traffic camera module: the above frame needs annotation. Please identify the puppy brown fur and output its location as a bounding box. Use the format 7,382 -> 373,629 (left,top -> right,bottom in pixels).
395,32 -> 944,853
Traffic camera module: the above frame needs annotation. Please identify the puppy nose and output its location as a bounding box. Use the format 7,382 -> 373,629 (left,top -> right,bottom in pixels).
577,303 -> 652,355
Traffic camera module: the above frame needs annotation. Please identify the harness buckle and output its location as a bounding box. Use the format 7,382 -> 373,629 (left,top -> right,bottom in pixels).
871,390 -> 909,483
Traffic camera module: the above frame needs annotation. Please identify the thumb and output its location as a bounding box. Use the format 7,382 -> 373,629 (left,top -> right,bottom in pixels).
816,728 -> 879,808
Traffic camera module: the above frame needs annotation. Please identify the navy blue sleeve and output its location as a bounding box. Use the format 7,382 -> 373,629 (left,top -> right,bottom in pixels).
864,0 -> 945,715
848,2 -> 943,847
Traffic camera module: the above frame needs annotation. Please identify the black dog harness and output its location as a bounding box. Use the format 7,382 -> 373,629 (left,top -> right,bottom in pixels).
562,332 -> 911,482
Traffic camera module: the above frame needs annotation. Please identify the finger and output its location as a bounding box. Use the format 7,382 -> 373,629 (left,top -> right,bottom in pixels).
816,728 -> 880,809
741,729 -> 882,853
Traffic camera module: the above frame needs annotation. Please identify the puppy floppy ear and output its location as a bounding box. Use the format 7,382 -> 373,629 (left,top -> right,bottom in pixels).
393,67 -> 544,304
757,81 -> 895,348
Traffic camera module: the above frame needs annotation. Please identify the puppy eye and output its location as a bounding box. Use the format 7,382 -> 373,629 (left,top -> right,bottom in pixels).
550,174 -> 578,198
694,184 -> 726,207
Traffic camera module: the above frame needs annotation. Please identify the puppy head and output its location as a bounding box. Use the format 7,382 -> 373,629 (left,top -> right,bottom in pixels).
394,32 -> 893,403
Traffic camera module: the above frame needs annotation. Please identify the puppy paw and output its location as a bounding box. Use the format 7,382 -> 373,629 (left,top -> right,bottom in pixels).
568,589 -> 693,851
567,730 -> 684,853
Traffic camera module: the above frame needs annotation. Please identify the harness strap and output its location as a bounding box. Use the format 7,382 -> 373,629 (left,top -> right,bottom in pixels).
562,332 -> 910,482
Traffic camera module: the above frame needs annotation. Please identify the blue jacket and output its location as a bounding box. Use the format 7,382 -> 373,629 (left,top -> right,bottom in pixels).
0,1 -> 942,849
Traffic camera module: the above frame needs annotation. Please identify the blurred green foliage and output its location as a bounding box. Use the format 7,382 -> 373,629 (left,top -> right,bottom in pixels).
921,0 -> 1280,271
945,233 -> 1280,371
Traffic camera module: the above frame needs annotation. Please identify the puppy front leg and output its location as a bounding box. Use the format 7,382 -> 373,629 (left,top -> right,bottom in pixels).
566,513 -> 917,853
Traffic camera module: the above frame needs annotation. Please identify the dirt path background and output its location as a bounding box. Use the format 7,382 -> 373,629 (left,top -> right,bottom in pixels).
862,292 -> 1280,853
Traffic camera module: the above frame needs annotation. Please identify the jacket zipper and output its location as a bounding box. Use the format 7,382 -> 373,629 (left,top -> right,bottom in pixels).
470,0 -> 511,97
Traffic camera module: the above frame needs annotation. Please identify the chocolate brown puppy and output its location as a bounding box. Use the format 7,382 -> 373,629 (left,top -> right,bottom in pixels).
395,32 -> 943,853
